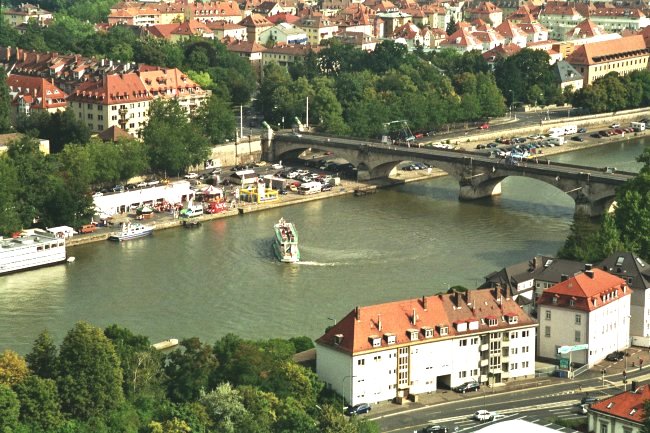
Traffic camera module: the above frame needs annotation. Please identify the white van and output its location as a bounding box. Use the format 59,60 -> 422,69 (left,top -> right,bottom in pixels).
180,205 -> 204,218
547,137 -> 565,146
548,127 -> 565,137
564,125 -> 578,135
298,181 -> 322,195
631,122 -> 646,132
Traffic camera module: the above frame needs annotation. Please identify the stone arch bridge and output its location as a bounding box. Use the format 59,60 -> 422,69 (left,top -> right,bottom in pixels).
269,133 -> 635,217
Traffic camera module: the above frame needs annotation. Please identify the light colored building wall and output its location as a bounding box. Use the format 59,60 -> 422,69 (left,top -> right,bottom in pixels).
315,344 -> 356,403
586,297 -> 631,365
588,412 -> 642,433
352,349 -> 397,404
579,55 -> 649,86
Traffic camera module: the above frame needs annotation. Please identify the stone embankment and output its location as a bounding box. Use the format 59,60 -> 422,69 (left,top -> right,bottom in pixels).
69,111 -> 645,248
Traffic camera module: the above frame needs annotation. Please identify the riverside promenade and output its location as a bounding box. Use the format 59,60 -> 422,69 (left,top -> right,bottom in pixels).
68,117 -> 645,248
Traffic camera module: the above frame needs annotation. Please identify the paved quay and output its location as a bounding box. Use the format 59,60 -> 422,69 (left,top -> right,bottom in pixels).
68,120 -> 644,248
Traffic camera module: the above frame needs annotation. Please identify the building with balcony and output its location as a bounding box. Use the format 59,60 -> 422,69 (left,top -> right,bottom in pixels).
537,265 -> 631,367
316,287 -> 537,406
3,3 -> 53,27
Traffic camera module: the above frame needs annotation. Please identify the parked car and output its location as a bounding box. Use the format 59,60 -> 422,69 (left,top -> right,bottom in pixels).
112,184 -> 125,192
571,136 -> 585,142
79,224 -> 97,234
136,181 -> 147,188
92,191 -> 103,198
453,381 -> 480,393
581,396 -> 600,405
591,133 -> 602,138
184,172 -> 199,179
473,410 -> 495,422
610,123 -> 621,128
321,184 -> 333,192
578,127 -> 587,133
420,425 -> 448,433
476,144 -> 486,149
478,123 -> 489,130
606,351 -> 625,362
345,403 -> 371,416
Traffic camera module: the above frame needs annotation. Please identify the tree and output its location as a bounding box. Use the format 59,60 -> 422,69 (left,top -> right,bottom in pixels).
142,99 -> 210,175
165,337 -> 219,402
193,94 -> 236,144
26,329 -> 58,379
446,17 -> 458,36
57,321 -> 124,420
0,156 -> 21,235
557,215 -> 600,262
199,383 -> 248,433
0,349 -> 29,386
14,375 -> 64,432
495,49 -> 555,105
311,77 -> 348,135
0,67 -> 12,133
149,418 -> 192,433
0,384 -> 19,432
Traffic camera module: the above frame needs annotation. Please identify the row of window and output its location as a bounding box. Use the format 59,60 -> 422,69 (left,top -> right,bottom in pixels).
545,310 -> 583,325
543,326 -> 581,342
458,369 -> 479,379
509,361 -> 530,370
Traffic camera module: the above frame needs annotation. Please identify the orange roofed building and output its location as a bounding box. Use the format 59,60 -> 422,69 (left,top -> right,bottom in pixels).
588,384 -> 650,432
316,287 -> 537,406
7,75 -> 67,119
566,34 -> 650,87
537,265 -> 631,368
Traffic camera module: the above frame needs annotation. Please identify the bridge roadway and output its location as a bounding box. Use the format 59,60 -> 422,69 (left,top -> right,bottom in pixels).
272,133 -> 635,217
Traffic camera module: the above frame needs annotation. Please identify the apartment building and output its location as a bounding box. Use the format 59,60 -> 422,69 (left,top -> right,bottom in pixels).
537,265 -> 631,367
316,288 -> 537,406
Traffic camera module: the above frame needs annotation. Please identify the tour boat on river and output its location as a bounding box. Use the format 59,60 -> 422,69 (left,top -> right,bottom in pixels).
108,222 -> 154,242
273,218 -> 300,263
0,229 -> 67,275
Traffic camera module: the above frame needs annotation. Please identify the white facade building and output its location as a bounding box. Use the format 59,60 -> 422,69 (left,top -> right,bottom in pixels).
537,265 -> 631,367
316,288 -> 537,406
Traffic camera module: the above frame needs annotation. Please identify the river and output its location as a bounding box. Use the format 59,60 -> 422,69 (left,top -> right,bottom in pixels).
1,138 -> 647,353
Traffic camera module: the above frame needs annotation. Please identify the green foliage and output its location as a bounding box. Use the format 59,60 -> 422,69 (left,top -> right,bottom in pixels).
142,99 -> 210,175
14,375 -> 64,432
446,17 -> 458,36
15,110 -> 91,153
193,94 -> 237,144
288,336 -> 314,353
26,330 -> 58,379
199,383 -> 248,433
495,49 -> 555,106
0,349 -> 29,386
0,155 -> 21,234
0,67 -> 11,133
57,321 -> 124,420
572,70 -> 650,114
557,215 -> 601,262
0,384 -> 20,432
165,337 -> 219,402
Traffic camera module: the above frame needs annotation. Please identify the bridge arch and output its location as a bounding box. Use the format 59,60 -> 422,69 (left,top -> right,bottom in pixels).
271,135 -> 629,217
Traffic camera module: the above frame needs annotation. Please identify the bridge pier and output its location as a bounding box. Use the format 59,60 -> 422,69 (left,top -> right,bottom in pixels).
458,179 -> 503,201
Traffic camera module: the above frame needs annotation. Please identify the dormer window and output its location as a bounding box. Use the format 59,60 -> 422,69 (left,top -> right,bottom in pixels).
468,319 -> 479,331
506,314 -> 518,324
569,299 -> 575,307
552,296 -> 558,304
437,325 -> 448,336
385,333 -> 396,345
407,329 -> 419,341
334,334 -> 343,345
369,335 -> 381,348
422,327 -> 434,338
455,321 -> 468,332
487,317 -> 498,327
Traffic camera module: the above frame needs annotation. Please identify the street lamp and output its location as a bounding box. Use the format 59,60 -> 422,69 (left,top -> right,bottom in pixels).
342,375 -> 356,410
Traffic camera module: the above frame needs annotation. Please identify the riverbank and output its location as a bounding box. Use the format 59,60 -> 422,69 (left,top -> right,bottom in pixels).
67,126 -> 641,248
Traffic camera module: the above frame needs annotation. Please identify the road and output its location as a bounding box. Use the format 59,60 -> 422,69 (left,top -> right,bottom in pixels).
369,356 -> 650,433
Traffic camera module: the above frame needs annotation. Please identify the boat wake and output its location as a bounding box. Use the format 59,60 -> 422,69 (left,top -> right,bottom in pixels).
296,261 -> 339,267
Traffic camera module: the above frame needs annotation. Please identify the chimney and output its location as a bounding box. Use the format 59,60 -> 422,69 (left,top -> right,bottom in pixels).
561,274 -> 568,282
585,263 -> 593,271
355,306 -> 360,320
585,270 -> 594,278
422,295 -> 428,310
411,308 -> 417,325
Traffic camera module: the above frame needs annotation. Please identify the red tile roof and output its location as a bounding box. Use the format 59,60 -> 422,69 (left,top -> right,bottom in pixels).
537,268 -> 630,312
138,67 -> 205,99
567,34 -> 648,66
69,73 -> 150,105
267,12 -> 301,24
240,13 -> 273,27
316,288 -> 535,354
590,385 -> 650,424
7,74 -> 67,110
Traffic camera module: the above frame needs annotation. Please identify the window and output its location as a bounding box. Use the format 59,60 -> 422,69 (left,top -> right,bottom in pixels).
522,330 -> 530,338
575,314 -> 581,325
522,346 -> 529,353
87,103 -> 92,109
545,311 -> 551,320
522,361 -> 529,368
357,359 -> 365,366
544,326 -> 551,337
600,423 -> 609,433
87,114 -> 93,119
459,339 -> 467,347
98,115 -> 103,121
575,331 -> 581,342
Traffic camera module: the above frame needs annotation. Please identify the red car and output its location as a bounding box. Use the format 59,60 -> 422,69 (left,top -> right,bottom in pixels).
479,123 -> 489,130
